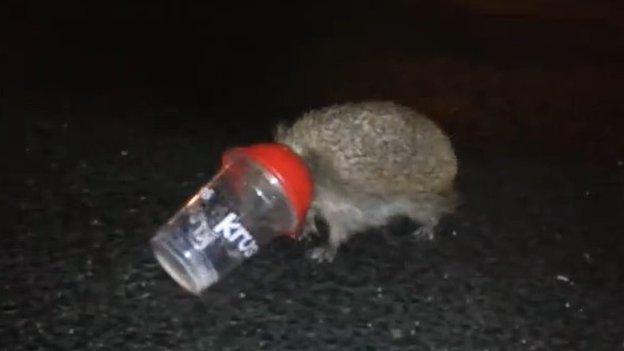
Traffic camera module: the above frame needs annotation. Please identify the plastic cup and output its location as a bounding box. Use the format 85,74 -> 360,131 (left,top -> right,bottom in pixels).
150,143 -> 312,295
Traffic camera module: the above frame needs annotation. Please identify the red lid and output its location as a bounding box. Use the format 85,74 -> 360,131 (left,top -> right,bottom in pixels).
221,143 -> 313,238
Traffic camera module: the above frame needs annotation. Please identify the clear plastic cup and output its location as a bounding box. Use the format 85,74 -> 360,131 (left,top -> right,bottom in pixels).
150,144 -> 312,295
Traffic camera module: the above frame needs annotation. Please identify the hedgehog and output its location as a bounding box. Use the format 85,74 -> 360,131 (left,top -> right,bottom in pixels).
275,101 -> 458,262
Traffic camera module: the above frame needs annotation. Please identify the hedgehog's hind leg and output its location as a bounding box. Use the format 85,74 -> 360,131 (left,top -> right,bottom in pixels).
403,191 -> 458,241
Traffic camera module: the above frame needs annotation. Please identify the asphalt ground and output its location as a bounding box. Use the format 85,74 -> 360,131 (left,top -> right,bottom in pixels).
3,4 -> 624,349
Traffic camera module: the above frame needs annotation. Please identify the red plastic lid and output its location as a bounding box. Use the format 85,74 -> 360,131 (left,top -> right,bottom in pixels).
221,143 -> 313,238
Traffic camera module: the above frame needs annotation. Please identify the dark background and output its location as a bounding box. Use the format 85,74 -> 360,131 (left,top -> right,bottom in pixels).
3,1 -> 624,349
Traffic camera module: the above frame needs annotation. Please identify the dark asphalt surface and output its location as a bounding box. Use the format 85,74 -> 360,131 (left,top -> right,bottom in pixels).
2,105 -> 623,350
4,3 -> 624,349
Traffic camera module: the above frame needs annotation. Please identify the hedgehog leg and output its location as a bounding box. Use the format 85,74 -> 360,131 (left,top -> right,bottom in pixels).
308,243 -> 338,263
307,220 -> 349,263
301,206 -> 319,239
306,189 -> 364,262
413,220 -> 437,241
404,192 -> 457,241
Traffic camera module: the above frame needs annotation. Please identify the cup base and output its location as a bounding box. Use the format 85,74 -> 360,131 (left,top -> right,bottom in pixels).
151,233 -> 219,295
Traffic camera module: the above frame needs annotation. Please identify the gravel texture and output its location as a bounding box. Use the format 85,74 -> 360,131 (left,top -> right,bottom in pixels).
2,107 -> 623,350
4,3 -> 624,349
